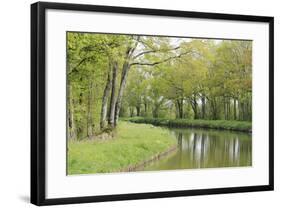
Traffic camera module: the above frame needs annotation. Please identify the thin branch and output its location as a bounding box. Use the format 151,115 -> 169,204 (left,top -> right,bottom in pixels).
68,56 -> 94,75
130,50 -> 191,67
133,49 -> 158,59
133,46 -> 181,60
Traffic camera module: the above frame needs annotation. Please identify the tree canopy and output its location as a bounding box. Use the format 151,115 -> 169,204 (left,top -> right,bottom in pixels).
67,32 -> 252,140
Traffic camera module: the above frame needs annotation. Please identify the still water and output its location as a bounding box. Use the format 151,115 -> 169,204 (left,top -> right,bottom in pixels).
144,128 -> 252,171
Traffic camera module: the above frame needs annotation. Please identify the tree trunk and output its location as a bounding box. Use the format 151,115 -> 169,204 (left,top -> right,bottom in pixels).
114,62 -> 130,125
233,98 -> 237,120
223,97 -> 227,120
239,102 -> 245,121
108,61 -> 118,128
100,68 -> 112,130
180,98 -> 184,118
248,97 -> 252,121
114,40 -> 140,125
136,105 -> 141,116
87,80 -> 94,138
238,101 -> 241,120
175,100 -> 179,118
176,99 -> 184,119
210,98 -> 218,120
129,107 -> 134,117
194,106 -> 198,119
227,99 -> 230,120
68,84 -> 77,140
191,96 -> 198,119
144,100 -> 148,116
201,96 -> 206,119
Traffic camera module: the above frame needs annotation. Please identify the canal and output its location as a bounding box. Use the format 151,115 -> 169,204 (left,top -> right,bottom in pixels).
144,127 -> 252,171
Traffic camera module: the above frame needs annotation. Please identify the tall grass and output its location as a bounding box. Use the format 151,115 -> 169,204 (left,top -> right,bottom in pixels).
68,121 -> 177,174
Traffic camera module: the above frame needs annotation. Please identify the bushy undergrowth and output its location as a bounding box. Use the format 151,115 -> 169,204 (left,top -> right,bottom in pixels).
123,117 -> 252,132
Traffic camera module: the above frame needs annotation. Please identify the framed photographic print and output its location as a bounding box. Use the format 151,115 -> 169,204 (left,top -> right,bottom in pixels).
31,1 -> 274,206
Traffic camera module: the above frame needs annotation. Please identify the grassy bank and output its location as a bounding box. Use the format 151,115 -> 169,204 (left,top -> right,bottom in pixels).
123,117 -> 252,132
68,121 -> 177,174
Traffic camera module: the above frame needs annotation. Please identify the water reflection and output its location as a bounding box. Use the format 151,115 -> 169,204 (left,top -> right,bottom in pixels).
144,128 -> 252,171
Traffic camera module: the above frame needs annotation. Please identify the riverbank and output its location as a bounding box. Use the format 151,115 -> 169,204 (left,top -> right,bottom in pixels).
68,121 -> 177,174
123,117 -> 252,132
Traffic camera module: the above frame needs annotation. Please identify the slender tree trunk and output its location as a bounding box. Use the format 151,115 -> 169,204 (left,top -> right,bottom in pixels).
114,40 -> 140,125
243,102 -> 247,121
248,97 -> 252,121
180,98 -> 184,118
175,100 -> 180,118
144,100 -> 148,116
227,99 -> 230,120
176,99 -> 183,119
136,105 -> 141,116
68,84 -> 77,140
223,97 -> 227,120
108,61 -> 118,127
130,107 -> 134,117
194,106 -> 198,119
179,101 -> 183,119
136,97 -> 142,116
237,99 -> 240,120
234,98 -> 237,120
100,68 -> 112,130
241,102 -> 245,121
191,96 -> 198,119
201,96 -> 206,119
114,62 -> 130,125
210,98 -> 218,120
87,80 -> 94,138
238,101 -> 242,120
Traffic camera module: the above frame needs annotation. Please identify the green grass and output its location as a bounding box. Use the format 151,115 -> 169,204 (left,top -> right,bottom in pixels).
123,117 -> 252,132
68,121 -> 177,174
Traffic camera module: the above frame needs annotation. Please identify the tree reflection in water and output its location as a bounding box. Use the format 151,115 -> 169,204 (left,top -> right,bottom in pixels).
144,128 -> 252,171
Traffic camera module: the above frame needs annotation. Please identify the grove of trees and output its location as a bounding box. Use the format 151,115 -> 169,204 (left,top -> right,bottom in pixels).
67,32 -> 252,140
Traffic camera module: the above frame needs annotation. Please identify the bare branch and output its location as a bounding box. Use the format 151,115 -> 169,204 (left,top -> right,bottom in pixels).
133,49 -> 158,59
68,56 -> 94,75
133,46 -> 181,60
130,50 -> 191,67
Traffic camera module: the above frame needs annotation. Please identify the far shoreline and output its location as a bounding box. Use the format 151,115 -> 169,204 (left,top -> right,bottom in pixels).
123,117 -> 252,133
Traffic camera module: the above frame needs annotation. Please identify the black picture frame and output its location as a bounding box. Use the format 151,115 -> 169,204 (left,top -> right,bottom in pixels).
31,1 -> 274,206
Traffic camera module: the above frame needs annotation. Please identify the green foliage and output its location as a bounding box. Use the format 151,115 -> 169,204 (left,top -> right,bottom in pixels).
68,121 -> 177,174
124,39 -> 252,121
67,32 -> 252,141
